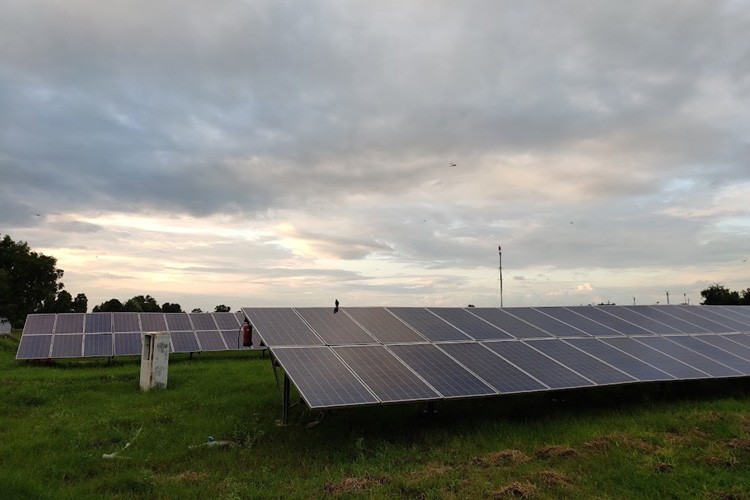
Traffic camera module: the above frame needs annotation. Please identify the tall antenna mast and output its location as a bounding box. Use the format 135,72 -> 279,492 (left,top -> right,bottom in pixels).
498,245 -> 503,308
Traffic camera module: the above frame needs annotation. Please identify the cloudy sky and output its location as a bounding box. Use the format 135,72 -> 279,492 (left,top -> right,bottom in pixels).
1,1 -> 749,312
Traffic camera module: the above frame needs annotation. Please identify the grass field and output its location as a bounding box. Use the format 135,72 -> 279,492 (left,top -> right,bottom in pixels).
2,331 -> 750,499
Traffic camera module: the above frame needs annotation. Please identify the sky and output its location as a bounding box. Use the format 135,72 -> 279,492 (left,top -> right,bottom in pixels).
1,0 -> 749,313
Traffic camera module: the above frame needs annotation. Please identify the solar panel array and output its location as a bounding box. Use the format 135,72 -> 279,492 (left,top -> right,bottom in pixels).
17,311 -> 247,359
242,305 -> 750,410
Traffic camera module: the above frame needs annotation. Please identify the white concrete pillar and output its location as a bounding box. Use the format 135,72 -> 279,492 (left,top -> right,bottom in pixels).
140,331 -> 170,390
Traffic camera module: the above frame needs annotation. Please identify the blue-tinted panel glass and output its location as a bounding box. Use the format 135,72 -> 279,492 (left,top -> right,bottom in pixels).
170,331 -> 200,353
600,337 -> 705,379
196,331 -> 227,351
84,333 -> 113,357
661,336 -> 748,375
23,314 -> 56,335
212,312 -> 241,330
242,308 -> 323,347
510,308 -> 587,338
165,313 -> 192,331
526,339 -> 634,385
51,334 -> 83,357
468,309 -> 552,339
16,335 -> 52,359
345,307 -> 425,343
296,308 -> 376,345
189,313 -> 218,330
85,313 -> 113,333
628,306 -> 709,334
572,307 -> 651,335
388,308 -> 472,341
565,338 -> 673,381
113,313 -> 140,333
140,313 -> 167,332
54,314 -> 85,334
114,332 -> 141,356
429,308 -> 513,340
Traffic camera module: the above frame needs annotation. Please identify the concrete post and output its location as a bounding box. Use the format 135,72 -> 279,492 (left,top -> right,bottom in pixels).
140,331 -> 170,390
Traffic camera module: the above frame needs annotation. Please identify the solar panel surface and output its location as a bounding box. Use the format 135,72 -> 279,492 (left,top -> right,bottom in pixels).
572,307 -> 650,335
429,308 -> 514,340
170,331 -> 200,353
296,308 -> 376,345
140,313 -> 167,332
525,339 -> 635,385
344,307 -> 425,343
507,308 -> 587,338
23,314 -> 55,335
242,308 -> 323,346
698,334 -> 750,361
388,308 -> 472,342
51,334 -> 83,357
114,332 -> 141,356
54,314 -> 84,334
564,338 -> 673,381
189,313 -> 217,331
16,334 -> 52,359
113,313 -> 140,333
600,337 -> 706,379
196,331 -> 227,351
661,336 -> 750,375
165,313 -> 192,331
85,313 -> 112,333
84,334 -> 113,357
468,308 -> 552,339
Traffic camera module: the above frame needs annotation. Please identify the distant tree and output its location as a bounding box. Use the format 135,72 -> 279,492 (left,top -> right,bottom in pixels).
191,308 -> 203,313
51,290 -> 74,313
73,293 -> 88,313
700,284 -> 741,305
123,295 -> 161,312
0,234 -> 84,326
214,304 -> 231,312
93,298 -> 124,312
162,302 -> 183,313
741,288 -> 750,306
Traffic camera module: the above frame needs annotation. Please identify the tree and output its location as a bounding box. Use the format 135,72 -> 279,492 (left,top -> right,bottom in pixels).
161,302 -> 183,313
51,290 -> 74,313
73,293 -> 88,313
123,295 -> 161,312
214,305 -> 231,312
93,298 -> 124,312
191,308 -> 203,313
0,234 -> 83,326
700,284 -> 741,305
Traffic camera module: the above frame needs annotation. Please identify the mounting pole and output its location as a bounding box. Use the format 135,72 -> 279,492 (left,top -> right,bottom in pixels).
499,245 -> 504,308
282,373 -> 290,425
666,291 -> 670,305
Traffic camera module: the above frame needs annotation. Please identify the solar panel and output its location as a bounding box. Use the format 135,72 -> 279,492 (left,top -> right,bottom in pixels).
600,337 -> 705,379
468,308 -> 553,339
483,341 -> 594,389
572,307 -> 651,335
189,313 -> 218,331
716,307 -> 750,328
23,314 -> 55,335
272,347 -> 379,408
140,313 -> 167,332
221,330 -> 241,349
541,307 -> 622,336
16,334 -> 52,359
51,334 -> 83,358
85,313 -> 112,333
429,308 -> 514,340
437,342 -> 547,393
295,308 -> 376,345
632,306 -> 710,334
677,306 -> 750,333
54,313 -> 84,334
113,312 -> 140,333
694,335 -> 750,363
508,308 -> 589,338
344,307 -> 425,343
242,308 -> 323,347
633,336 -> 738,378
662,307 -> 735,333
84,333 -> 113,357
333,345 -> 440,402
114,332 -> 141,356
564,338 -> 673,381
604,307 -> 680,334
525,339 -> 635,385
196,331 -> 227,351
389,343 -> 495,398
721,333 -> 750,349
660,336 -> 749,375
170,331 -> 199,353
165,313 -> 192,331
388,308 -> 472,342
212,312 -> 241,330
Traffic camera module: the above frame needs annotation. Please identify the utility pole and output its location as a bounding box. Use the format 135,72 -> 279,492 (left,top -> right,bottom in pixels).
498,245 -> 503,308
666,291 -> 670,305
633,297 -> 636,306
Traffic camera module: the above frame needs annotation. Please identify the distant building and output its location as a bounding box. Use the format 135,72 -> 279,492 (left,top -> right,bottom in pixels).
0,317 -> 10,335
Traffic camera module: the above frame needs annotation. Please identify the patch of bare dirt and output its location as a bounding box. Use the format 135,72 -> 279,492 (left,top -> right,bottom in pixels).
323,474 -> 389,495
408,463 -> 452,481
583,433 -> 657,453
493,481 -> 537,498
535,445 -> 577,459
536,469 -> 574,487
727,438 -> 750,451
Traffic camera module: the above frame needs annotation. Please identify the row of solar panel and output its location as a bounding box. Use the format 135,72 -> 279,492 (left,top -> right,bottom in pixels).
273,333 -> 750,409
243,305 -> 750,347
16,330 -> 251,359
21,311 -> 246,335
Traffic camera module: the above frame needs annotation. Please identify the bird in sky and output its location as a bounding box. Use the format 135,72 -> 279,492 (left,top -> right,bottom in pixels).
449,162 -> 456,167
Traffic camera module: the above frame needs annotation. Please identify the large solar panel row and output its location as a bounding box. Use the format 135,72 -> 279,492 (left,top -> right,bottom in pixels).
17,311 -> 247,359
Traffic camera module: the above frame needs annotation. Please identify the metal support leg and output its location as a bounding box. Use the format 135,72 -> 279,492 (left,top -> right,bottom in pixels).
282,373 -> 291,425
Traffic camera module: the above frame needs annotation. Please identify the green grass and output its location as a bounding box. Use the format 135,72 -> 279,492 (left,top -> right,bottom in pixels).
2,330 -> 750,499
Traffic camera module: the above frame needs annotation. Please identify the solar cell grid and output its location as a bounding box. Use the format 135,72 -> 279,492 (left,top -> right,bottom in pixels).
572,307 -> 651,335
140,313 -> 167,332
721,306 -> 750,321
725,333 -> 750,349
664,307 -> 735,333
52,334 -> 83,357
698,335 -> 750,362
662,336 -> 749,375
564,338 -> 673,382
334,345 -> 440,402
544,307 -> 622,336
389,343 -> 496,398
221,330 -> 241,349
189,313 -> 218,331
461,308 -> 552,339
273,347 -> 378,408
16,334 -> 52,359
196,331 -> 227,351
715,307 -> 750,328
212,312 -> 241,330
85,313 -> 112,333
636,336 -> 736,377
437,342 -> 547,393
604,307 -> 679,334
242,308 -> 323,347
165,313 -> 192,331
170,331 -> 199,352
84,334 -> 113,357
113,312 -> 140,333
295,308 -> 376,345
600,337 -> 706,379
509,308 -> 588,338
344,307 -> 425,343
388,308 -> 472,342
525,339 -> 635,385
23,314 -> 56,335
114,332 -> 141,356
483,341 -> 593,389
678,306 -> 750,333
429,308 -> 513,340
54,313 -> 85,334
634,307 -> 709,334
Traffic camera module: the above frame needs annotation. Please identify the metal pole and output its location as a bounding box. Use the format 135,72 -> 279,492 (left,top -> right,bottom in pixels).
666,291 -> 670,305
499,245 -> 503,308
282,373 -> 290,425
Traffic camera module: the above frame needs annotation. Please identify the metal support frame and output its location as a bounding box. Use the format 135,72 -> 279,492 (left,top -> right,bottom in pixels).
282,374 -> 291,425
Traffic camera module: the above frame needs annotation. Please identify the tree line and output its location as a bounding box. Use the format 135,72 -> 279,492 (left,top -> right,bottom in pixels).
91,295 -> 232,314
700,284 -> 750,305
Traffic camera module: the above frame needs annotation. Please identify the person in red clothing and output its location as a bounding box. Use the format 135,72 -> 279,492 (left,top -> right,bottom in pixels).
241,318 -> 253,348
